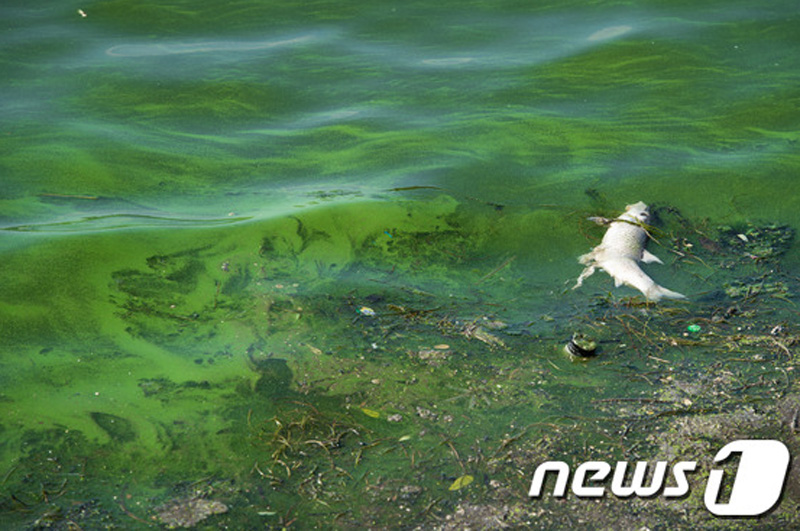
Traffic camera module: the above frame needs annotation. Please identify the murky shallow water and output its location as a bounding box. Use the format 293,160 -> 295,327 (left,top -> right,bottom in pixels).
2,0 -> 800,528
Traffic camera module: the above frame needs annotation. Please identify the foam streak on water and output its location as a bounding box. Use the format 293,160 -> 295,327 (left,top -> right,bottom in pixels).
105,35 -> 316,57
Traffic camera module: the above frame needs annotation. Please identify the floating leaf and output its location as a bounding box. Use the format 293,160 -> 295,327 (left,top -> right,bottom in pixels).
360,408 -> 380,418
448,474 -> 474,491
306,344 -> 323,355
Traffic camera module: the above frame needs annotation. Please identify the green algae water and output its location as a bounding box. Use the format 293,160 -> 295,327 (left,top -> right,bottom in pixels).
3,0 -> 800,528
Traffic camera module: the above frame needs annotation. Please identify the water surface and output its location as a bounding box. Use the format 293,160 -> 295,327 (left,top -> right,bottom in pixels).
2,0 -> 800,528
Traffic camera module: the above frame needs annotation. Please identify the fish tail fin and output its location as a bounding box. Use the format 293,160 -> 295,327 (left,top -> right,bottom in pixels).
573,265 -> 596,290
646,284 -> 686,301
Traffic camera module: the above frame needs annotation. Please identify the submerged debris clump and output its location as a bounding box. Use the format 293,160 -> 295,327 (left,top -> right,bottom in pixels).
154,497 -> 228,528
7,200 -> 800,530
723,277 -> 790,298
718,222 -> 795,260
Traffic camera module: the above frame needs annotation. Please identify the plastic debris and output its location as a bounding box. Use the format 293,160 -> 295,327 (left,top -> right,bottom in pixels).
565,333 -> 598,358
155,497 -> 228,528
449,475 -> 474,491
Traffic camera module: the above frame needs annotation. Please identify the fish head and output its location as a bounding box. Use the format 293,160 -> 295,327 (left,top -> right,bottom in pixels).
622,201 -> 650,223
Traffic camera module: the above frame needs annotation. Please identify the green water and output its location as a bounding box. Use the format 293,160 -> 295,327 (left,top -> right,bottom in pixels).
2,0 -> 800,528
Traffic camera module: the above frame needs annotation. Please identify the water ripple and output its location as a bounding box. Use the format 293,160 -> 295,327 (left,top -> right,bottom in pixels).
1,213 -> 252,233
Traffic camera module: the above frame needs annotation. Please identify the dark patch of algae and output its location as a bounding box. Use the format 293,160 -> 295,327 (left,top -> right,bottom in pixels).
3,194 -> 800,529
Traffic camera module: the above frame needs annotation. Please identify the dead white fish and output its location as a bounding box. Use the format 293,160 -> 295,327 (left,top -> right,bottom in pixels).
573,201 -> 686,301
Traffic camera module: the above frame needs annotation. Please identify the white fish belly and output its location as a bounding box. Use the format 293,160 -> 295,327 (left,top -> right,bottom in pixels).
599,223 -> 647,260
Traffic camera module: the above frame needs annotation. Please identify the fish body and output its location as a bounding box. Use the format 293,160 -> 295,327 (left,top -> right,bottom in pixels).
573,202 -> 685,301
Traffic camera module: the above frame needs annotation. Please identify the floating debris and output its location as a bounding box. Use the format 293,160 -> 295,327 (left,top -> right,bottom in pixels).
448,474 -> 474,491
400,485 -> 423,498
410,348 -> 452,366
154,497 -> 228,528
718,222 -> 795,260
360,407 -> 380,418
564,333 -> 598,358
461,322 -> 505,348
587,216 -> 613,226
357,306 -> 377,317
476,317 -> 509,331
724,279 -> 790,299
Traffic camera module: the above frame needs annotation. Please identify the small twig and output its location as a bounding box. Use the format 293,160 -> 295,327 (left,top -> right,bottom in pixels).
117,490 -> 150,525
771,337 -> 793,359
592,398 -> 671,404
477,255 -> 516,284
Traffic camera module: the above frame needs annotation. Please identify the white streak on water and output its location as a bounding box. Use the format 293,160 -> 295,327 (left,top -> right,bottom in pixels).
587,25 -> 633,42
420,57 -> 476,67
106,35 -> 314,57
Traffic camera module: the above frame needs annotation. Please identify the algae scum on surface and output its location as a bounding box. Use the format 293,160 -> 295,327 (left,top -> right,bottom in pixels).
2,196 -> 800,529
